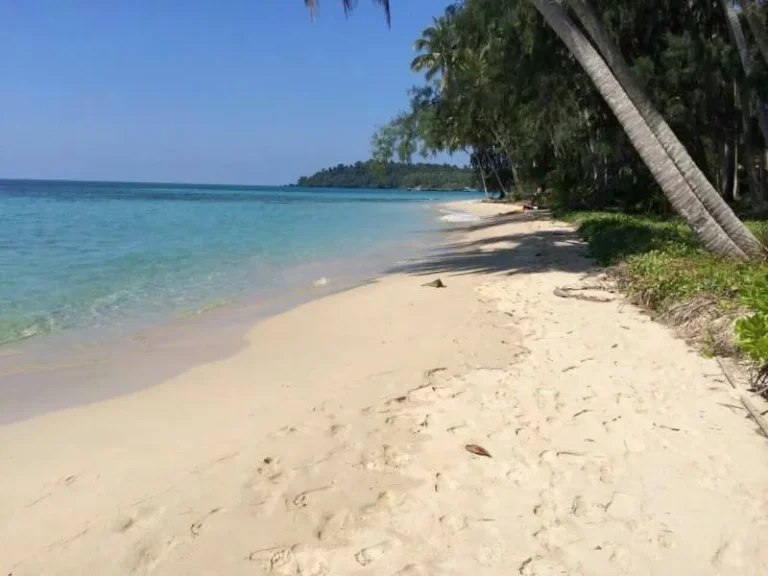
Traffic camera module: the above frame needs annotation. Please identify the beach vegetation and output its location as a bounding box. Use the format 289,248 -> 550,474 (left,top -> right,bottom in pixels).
563,211 -> 768,364
370,0 -> 768,260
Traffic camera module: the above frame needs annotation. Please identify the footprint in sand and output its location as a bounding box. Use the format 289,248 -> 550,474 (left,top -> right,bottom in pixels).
248,545 -> 329,575
439,514 -> 468,533
248,546 -> 299,575
315,510 -> 350,544
113,505 -> 165,534
125,534 -> 177,575
434,472 -> 458,492
360,445 -> 412,471
711,539 -> 745,570
189,507 -> 222,538
327,423 -> 350,438
286,485 -> 332,511
354,540 -> 400,567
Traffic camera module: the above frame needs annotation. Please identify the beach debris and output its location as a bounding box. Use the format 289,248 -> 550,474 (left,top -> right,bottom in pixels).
465,444 -> 492,458
717,358 -> 768,439
553,276 -> 617,303
422,278 -> 446,288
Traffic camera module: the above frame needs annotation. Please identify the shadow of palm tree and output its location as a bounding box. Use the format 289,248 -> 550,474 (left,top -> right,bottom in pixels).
392,210 -> 594,277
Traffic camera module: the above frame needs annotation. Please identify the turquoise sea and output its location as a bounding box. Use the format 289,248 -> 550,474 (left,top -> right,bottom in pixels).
0,180 -> 480,346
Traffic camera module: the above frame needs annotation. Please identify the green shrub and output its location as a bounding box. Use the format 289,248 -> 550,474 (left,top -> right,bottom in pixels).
735,273 -> 768,365
564,212 -> 768,363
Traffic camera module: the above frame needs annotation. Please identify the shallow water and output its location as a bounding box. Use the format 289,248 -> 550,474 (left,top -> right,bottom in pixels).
0,181 -> 480,422
0,180 -> 480,345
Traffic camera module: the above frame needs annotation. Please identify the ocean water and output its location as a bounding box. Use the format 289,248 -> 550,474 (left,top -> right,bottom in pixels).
0,180 -> 480,346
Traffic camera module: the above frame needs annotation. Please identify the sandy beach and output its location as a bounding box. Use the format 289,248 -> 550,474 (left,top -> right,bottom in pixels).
3,200 -> 768,575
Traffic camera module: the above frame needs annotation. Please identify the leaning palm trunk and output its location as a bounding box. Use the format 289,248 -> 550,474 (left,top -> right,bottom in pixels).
567,0 -> 763,259
528,0 -> 746,258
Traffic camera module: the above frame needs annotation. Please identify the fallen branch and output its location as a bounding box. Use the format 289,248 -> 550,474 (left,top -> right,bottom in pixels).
554,282 -> 616,303
717,358 -> 768,439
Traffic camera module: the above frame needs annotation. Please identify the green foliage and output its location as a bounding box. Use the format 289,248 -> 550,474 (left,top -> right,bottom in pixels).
567,211 -> 766,307
377,0 -> 768,214
567,211 -> 768,362
735,274 -> 768,364
295,160 -> 475,190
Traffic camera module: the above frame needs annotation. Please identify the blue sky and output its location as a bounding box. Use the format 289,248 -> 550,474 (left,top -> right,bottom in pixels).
0,0 -> 463,185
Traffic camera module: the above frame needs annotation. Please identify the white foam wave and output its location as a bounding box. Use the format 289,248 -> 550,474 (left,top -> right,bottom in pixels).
313,277 -> 329,287
439,211 -> 480,223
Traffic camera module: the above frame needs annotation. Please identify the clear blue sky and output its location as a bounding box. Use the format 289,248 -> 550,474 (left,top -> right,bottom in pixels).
0,0 -> 464,185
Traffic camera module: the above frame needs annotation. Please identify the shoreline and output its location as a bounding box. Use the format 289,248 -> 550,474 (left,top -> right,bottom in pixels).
4,200 -> 768,574
0,205 -> 456,424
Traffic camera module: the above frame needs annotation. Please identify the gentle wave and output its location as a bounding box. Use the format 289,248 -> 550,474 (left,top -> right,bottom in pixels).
439,210 -> 480,223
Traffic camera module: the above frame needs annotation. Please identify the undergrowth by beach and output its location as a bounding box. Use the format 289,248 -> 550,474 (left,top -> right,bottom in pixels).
560,212 -> 768,364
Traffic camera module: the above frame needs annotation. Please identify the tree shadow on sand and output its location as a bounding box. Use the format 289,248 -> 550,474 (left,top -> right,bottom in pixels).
392,210 -> 595,278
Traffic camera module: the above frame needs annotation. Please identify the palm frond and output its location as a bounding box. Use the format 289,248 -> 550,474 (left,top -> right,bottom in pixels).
304,0 -> 391,26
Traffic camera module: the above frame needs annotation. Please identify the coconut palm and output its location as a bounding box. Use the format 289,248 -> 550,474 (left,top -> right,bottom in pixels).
303,0 -> 390,24
528,0 -> 746,258
565,0 -> 764,258
310,0 -> 759,259
411,9 -> 460,90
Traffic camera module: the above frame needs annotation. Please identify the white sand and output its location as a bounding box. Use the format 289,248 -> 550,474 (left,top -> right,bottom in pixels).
3,201 -> 768,575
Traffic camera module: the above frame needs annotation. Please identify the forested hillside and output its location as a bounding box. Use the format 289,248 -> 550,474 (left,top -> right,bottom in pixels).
296,161 -> 475,189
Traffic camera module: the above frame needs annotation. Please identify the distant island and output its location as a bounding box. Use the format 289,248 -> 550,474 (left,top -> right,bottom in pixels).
296,161 -> 476,190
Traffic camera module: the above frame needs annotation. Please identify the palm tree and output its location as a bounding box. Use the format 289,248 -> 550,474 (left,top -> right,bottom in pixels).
312,0 -> 758,259
411,9 -> 460,90
566,0 -> 764,258
528,0 -> 746,258
303,0 -> 390,24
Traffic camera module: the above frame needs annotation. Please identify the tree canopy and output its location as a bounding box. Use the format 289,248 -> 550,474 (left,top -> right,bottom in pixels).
374,0 -> 768,218
295,160 -> 476,189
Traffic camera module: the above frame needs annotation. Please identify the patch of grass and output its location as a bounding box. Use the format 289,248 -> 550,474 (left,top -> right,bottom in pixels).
564,211 -> 768,361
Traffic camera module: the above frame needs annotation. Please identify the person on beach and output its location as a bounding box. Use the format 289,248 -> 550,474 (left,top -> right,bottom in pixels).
524,183 -> 545,210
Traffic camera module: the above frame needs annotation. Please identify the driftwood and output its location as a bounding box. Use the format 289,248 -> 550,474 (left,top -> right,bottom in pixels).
717,358 -> 768,439
553,283 -> 616,303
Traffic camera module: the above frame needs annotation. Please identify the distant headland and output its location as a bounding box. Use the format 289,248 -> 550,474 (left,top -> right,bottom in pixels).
295,160 -> 476,190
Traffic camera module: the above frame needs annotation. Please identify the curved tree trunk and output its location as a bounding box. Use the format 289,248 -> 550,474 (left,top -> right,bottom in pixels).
528,0 -> 746,258
567,0 -> 763,259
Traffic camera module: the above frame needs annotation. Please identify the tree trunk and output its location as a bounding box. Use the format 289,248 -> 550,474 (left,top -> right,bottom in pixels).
487,154 -> 509,200
478,163 -> 489,199
734,142 -> 741,201
722,0 -> 768,147
722,140 -> 736,204
529,0 -> 747,259
744,1 -> 768,68
738,82 -> 768,212
510,163 -> 524,198
566,0 -> 763,259
490,127 -> 525,198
